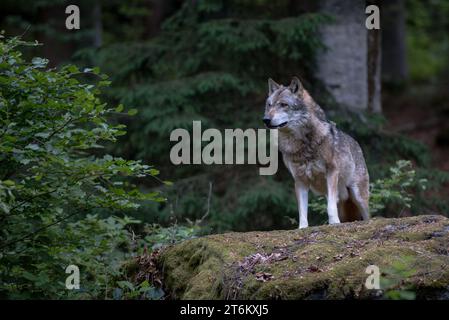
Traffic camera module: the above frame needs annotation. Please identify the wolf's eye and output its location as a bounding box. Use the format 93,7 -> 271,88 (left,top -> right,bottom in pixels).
279,103 -> 288,108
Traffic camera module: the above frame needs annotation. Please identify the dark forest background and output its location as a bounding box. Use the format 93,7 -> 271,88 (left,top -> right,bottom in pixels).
1,0 -> 449,299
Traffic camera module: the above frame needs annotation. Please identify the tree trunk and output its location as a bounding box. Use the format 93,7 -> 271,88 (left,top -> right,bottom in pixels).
381,0 -> 408,83
144,0 -> 168,38
367,1 -> 382,113
92,1 -> 102,48
316,0 -> 381,113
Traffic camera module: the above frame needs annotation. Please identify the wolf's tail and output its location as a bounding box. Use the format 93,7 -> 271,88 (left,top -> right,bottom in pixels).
338,197 -> 364,222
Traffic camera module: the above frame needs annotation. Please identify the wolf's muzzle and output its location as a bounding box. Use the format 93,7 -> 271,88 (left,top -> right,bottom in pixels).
263,118 -> 288,129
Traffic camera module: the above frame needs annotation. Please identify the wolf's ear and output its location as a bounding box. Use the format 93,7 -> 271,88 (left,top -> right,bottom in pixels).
289,76 -> 304,95
268,78 -> 280,95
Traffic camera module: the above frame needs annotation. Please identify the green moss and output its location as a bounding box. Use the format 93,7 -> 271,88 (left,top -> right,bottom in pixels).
158,215 -> 449,299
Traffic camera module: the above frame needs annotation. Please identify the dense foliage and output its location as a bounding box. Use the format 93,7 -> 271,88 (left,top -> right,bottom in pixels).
406,0 -> 449,81
0,35 -> 172,298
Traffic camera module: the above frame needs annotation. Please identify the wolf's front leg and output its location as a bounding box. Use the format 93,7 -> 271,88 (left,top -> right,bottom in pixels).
295,182 -> 309,229
326,171 -> 341,225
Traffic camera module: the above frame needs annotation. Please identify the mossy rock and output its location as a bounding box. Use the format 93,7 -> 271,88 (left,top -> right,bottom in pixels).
159,215 -> 449,299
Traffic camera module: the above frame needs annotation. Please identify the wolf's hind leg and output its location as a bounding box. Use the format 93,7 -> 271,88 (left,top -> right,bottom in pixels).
348,182 -> 370,221
338,197 -> 360,222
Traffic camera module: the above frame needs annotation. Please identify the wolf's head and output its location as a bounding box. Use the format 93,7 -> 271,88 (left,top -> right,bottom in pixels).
263,77 -> 315,130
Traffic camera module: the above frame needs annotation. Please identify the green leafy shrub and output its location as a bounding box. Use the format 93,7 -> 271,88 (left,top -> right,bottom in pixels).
369,160 -> 427,215
0,35 -> 165,299
16,215 -> 141,299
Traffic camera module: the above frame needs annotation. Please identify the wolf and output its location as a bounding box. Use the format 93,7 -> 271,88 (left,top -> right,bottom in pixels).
263,77 -> 370,228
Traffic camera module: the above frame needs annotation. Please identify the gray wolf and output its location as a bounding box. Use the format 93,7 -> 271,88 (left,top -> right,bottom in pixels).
263,77 -> 370,228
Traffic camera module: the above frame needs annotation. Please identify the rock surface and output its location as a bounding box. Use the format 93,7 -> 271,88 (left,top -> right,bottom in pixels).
159,215 -> 449,299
